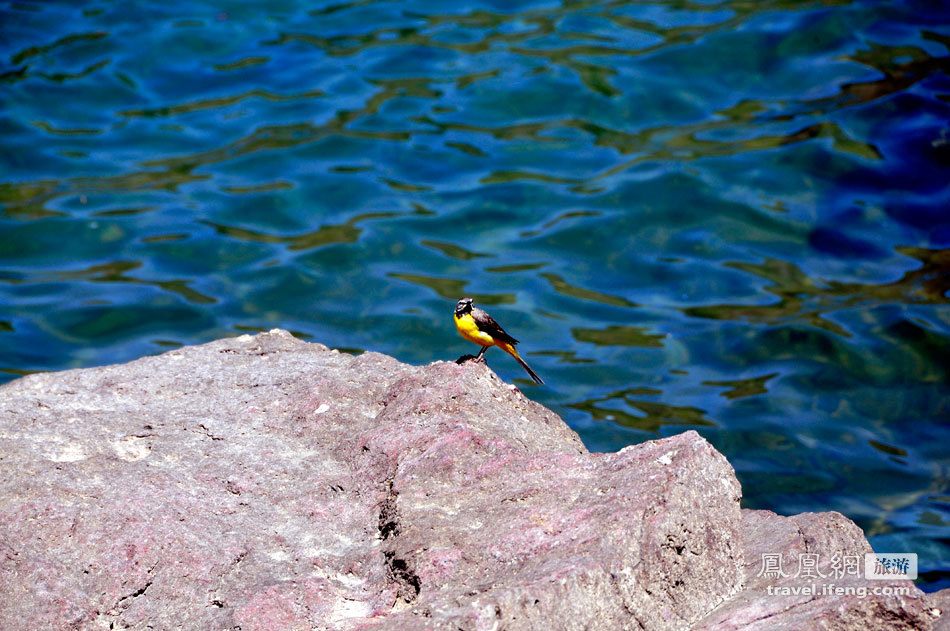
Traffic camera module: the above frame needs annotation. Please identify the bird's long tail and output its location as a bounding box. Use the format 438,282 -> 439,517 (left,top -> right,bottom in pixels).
498,342 -> 544,385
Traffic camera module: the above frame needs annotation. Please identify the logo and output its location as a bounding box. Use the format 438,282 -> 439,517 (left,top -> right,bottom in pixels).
865,553 -> 917,580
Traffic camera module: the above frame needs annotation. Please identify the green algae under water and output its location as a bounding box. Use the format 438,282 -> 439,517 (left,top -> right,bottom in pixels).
1,0 -> 949,590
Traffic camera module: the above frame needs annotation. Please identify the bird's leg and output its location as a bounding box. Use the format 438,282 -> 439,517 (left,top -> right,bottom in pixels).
475,346 -> 487,363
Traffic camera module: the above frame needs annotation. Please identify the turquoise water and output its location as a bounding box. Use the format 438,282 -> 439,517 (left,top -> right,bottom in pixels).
2,0 -> 949,589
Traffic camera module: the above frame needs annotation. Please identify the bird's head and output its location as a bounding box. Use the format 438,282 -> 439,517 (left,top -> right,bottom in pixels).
455,297 -> 474,316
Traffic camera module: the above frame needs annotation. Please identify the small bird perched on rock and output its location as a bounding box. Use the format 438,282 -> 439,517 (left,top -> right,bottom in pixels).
453,297 -> 544,385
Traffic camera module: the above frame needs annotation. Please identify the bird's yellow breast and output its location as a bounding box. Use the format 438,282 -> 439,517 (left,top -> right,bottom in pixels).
454,313 -> 495,346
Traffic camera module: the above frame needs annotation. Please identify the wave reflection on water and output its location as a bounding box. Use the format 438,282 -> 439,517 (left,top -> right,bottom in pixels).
1,0 -> 949,589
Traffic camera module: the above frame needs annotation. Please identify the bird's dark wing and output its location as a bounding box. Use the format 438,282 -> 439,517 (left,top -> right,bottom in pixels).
471,307 -> 519,345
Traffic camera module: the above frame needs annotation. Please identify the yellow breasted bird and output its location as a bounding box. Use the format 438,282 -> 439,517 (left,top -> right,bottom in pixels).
453,297 -> 544,385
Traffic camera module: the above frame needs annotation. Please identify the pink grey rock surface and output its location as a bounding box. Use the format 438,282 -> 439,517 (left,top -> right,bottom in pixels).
0,330 -> 944,630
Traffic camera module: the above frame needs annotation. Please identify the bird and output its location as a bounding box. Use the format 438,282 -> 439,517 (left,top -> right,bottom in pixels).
453,297 -> 544,385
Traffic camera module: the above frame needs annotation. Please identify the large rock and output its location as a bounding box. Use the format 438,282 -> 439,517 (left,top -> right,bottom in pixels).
0,330 -> 943,630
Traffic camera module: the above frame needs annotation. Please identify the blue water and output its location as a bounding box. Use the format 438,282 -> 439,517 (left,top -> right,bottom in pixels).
2,0 -> 949,590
